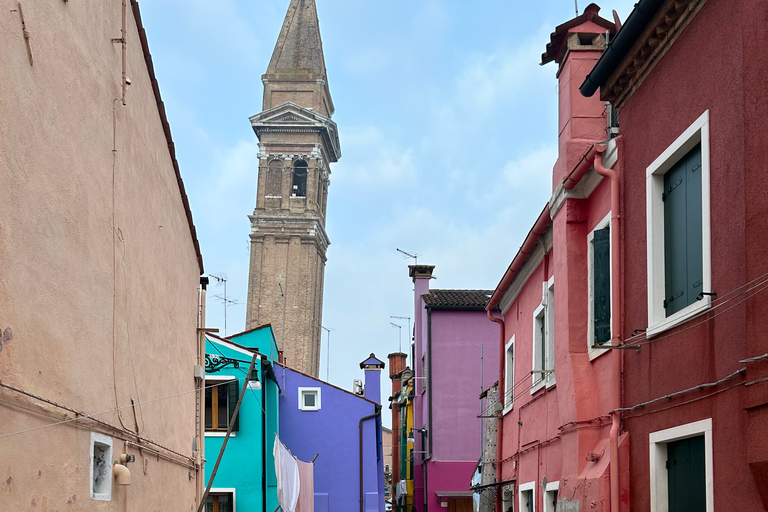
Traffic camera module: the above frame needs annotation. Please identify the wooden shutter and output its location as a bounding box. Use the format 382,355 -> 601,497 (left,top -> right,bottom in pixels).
686,146 -> 703,305
228,380 -> 239,432
667,436 -> 706,512
593,226 -> 611,345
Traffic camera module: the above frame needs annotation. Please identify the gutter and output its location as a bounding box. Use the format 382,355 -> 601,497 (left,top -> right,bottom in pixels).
359,405 -> 382,512
579,0 -> 666,97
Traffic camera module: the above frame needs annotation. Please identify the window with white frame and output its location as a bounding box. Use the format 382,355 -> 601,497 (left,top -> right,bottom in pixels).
649,418 -> 713,512
532,277 -> 555,393
646,111 -> 711,336
298,387 -> 321,411
90,432 -> 113,501
205,489 -> 235,512
519,481 -> 535,512
588,213 -> 612,357
504,336 -> 514,413
544,481 -> 559,512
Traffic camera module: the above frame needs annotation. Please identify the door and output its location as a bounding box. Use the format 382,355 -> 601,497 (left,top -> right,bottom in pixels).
447,498 -> 473,512
667,435 -> 706,512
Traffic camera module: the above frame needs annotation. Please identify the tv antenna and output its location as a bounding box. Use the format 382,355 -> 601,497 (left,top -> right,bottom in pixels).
390,322 -> 403,353
321,326 -> 335,382
210,272 -> 239,337
396,248 -> 419,265
390,315 -> 412,364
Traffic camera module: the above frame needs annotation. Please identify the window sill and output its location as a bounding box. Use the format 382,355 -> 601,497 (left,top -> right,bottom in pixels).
205,432 -> 236,438
589,345 -> 611,362
647,297 -> 711,338
545,380 -> 556,390
530,381 -> 545,395
502,403 -> 514,416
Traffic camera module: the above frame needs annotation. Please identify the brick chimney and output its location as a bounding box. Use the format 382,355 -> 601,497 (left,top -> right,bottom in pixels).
388,352 -> 407,486
541,3 -> 616,189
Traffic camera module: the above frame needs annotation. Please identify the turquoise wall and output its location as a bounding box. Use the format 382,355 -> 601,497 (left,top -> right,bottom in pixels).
204,327 -> 279,512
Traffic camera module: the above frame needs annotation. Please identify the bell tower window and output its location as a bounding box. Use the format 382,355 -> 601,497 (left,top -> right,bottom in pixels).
292,160 -> 308,197
266,159 -> 282,197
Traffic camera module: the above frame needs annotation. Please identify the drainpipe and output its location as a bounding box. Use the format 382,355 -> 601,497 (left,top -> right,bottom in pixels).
360,406 -> 382,512
593,152 -> 623,512
261,360 -> 268,512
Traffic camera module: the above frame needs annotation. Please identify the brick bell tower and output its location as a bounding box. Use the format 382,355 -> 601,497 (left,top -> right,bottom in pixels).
246,0 -> 340,377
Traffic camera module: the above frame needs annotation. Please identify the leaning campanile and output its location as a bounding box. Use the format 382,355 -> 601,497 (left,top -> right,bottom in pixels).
246,0 -> 340,377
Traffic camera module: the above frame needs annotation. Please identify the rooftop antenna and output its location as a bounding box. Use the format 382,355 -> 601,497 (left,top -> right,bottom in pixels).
574,0 -> 579,16
390,322 -> 403,353
278,279 -> 286,395
390,315 -> 412,365
210,272 -> 239,337
396,248 -> 419,265
321,326 -> 334,382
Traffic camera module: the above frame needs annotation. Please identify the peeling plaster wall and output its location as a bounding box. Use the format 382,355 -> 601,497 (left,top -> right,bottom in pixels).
0,1 -> 200,509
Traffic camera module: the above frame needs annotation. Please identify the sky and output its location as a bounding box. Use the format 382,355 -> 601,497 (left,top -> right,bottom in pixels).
139,0 -> 637,426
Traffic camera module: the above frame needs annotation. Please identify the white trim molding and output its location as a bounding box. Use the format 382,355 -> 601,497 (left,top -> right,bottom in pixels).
646,110 -> 712,337
588,212 -> 612,361
210,487 -> 237,512
503,336 -> 515,415
298,387 -> 321,411
544,480 -> 560,512
519,481 -> 536,512
649,418 -> 714,512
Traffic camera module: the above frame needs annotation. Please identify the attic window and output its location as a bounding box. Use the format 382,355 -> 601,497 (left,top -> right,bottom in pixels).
90,432 -> 113,501
292,160 -> 308,197
298,387 -> 321,411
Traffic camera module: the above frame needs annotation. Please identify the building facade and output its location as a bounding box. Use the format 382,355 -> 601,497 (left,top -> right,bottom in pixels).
245,0 -> 341,377
203,327 -> 281,512
0,0 -> 204,509
276,354 -> 386,512
581,0 -> 768,510
409,266 -> 499,512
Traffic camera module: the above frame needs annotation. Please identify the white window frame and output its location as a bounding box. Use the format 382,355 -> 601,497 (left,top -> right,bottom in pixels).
532,277 -> 556,394
544,481 -> 559,512
545,277 -> 555,388
503,336 -> 515,415
588,212 -> 612,361
649,418 -> 713,512
90,432 -> 113,501
209,488 -> 237,512
519,481 -> 535,512
532,302 -> 546,394
646,110 -> 712,337
298,387 -> 321,411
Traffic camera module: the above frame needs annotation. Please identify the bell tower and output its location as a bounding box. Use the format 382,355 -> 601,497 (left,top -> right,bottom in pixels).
246,0 -> 340,377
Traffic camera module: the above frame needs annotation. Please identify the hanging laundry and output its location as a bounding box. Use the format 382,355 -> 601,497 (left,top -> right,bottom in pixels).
274,436 -> 300,512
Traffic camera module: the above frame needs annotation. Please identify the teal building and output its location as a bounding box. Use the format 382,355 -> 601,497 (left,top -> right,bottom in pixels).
203,326 -> 280,512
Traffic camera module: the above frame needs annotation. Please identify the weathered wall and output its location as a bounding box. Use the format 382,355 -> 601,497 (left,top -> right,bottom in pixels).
619,0 -> 766,510
0,0 -> 201,509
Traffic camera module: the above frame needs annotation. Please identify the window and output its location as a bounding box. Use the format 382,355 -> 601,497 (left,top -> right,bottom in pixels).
532,277 -> 555,393
588,213 -> 611,358
647,111 -> 711,336
205,379 -> 239,432
544,481 -> 559,512
649,418 -> 713,512
266,159 -> 282,197
292,160 -> 308,197
503,336 -> 515,414
519,482 -> 535,512
90,432 -> 113,501
205,490 -> 235,512
298,387 -> 321,411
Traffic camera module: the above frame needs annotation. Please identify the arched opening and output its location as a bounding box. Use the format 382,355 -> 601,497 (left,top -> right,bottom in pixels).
266,159 -> 282,197
292,160 -> 307,197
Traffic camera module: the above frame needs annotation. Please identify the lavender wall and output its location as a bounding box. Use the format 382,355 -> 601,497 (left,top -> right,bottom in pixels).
276,365 -> 385,512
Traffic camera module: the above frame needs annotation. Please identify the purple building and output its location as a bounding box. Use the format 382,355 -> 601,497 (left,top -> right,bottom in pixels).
275,354 -> 386,512
408,265 -> 500,512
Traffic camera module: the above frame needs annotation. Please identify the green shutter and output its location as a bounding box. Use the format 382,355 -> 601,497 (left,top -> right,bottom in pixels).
686,146 -> 703,304
228,380 -> 240,432
667,436 -> 706,512
664,158 -> 689,316
593,226 -> 611,345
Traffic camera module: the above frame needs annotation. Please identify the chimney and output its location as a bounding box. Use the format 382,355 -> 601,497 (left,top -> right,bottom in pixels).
359,353 -> 385,404
541,3 -> 617,189
388,353 -> 407,379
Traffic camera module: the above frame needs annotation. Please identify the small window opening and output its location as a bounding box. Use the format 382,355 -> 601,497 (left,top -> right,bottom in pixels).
266,159 -> 282,197
298,387 -> 321,411
90,432 -> 113,501
292,160 -> 308,197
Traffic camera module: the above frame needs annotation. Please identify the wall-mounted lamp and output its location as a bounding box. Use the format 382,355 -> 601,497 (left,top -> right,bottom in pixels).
248,369 -> 261,390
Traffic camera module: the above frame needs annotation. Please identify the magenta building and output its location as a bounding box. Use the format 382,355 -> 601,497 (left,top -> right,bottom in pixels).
409,266 -> 499,512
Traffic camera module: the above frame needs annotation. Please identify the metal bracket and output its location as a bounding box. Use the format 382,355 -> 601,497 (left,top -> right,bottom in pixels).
204,354 -> 240,373
697,290 -> 717,301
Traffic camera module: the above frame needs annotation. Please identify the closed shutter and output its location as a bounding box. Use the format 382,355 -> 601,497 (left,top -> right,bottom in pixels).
663,144 -> 702,317
593,226 -> 611,345
667,435 -> 706,512
228,380 -> 239,432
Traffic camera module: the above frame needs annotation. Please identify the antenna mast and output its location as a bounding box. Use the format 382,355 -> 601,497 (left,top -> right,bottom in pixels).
396,248 -> 420,265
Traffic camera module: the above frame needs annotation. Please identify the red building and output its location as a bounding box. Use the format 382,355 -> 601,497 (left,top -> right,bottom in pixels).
580,0 -> 768,510
485,6 -> 628,512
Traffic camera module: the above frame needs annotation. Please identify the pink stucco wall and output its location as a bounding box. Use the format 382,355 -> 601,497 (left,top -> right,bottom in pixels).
0,1 -> 202,509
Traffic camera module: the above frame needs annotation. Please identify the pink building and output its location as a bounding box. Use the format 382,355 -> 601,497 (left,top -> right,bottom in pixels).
409,266 -> 499,512
485,5 -> 627,512
580,0 -> 768,510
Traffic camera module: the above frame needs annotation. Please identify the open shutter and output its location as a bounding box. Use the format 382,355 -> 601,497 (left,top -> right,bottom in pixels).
593,226 -> 611,345
228,380 -> 240,432
686,145 -> 703,304
664,158 -> 689,316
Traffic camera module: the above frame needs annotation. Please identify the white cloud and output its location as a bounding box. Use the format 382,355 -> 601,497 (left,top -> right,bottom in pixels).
501,145 -> 557,197
332,126 -> 416,188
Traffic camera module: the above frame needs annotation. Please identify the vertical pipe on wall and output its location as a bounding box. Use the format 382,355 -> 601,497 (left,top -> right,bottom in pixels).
360,407 -> 382,512
594,152 -> 623,512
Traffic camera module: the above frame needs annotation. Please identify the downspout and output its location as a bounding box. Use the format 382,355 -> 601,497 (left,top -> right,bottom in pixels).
593,152 -> 623,512
262,360 -> 267,512
424,308 -> 434,512
360,406 -> 382,512
486,308 -> 504,512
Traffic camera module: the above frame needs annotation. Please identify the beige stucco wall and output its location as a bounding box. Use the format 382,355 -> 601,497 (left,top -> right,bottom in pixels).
0,0 -> 201,509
